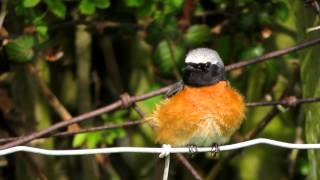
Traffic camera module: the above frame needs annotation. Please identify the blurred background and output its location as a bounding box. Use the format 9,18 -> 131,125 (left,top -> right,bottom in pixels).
0,0 -> 320,179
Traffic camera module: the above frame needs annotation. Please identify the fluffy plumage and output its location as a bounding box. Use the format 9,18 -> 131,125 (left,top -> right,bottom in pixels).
150,81 -> 245,146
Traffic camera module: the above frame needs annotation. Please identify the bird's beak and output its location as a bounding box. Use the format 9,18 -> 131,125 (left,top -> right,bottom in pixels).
183,64 -> 202,73
182,64 -> 194,72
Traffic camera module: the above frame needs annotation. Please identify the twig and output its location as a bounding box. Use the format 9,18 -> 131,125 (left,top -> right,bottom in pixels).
1,138 -> 320,156
49,20 -> 143,32
165,39 -> 182,79
206,68 -> 299,180
225,37 -> 320,71
245,108 -> 280,139
0,96 -> 319,144
0,0 -> 8,28
0,86 -> 171,149
205,108 -> 280,180
304,0 -> 320,15
0,120 -> 147,144
176,153 -> 203,180
288,113 -> 304,179
54,119 -> 148,137
246,96 -> 320,107
26,64 -> 80,132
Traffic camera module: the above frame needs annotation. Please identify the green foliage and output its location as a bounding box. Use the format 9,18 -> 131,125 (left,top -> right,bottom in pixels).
275,1 -> 289,22
184,25 -> 212,47
240,45 -> 265,59
5,35 -> 36,63
79,0 -> 110,15
23,0 -> 40,7
73,112 -> 126,148
0,0 -> 310,179
79,0 -> 96,15
44,0 -> 66,18
124,0 -> 145,7
154,40 -> 185,75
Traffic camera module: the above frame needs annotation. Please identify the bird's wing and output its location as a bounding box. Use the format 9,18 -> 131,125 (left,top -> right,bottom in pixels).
165,80 -> 184,98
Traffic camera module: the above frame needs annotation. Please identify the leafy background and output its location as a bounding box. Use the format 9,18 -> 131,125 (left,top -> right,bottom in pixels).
0,0 -> 319,179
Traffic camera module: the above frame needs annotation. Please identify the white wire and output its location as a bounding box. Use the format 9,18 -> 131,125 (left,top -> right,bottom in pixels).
159,144 -> 171,180
163,154 -> 170,180
1,138 -> 320,156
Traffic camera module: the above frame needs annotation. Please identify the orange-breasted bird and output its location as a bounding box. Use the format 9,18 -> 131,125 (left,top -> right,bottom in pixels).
150,48 -> 245,147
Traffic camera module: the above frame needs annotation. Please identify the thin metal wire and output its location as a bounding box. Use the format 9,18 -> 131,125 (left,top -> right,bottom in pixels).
0,138 -> 320,156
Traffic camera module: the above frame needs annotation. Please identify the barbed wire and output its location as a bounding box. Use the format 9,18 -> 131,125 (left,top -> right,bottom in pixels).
0,37 -> 320,150
0,96 -> 318,144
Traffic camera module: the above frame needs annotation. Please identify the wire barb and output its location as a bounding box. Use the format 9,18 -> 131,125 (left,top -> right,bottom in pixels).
120,93 -> 133,108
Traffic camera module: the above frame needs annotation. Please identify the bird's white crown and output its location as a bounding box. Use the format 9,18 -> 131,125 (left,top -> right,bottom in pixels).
185,48 -> 224,65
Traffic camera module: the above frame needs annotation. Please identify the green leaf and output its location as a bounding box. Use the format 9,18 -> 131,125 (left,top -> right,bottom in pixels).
240,45 -> 265,59
44,0 -> 66,18
72,133 -> 87,147
124,0 -> 144,7
86,132 -> 103,148
146,16 -> 179,43
79,0 -> 96,15
36,25 -> 48,36
258,11 -> 272,25
154,41 -> 185,75
5,35 -> 35,63
275,1 -> 289,22
137,2 -> 154,17
23,0 -> 40,7
164,0 -> 183,14
184,25 -> 211,47
94,0 -> 110,9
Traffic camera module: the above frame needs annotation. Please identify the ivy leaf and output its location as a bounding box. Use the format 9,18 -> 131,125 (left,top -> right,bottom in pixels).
184,25 -> 211,47
5,35 -> 35,63
23,0 -> 40,7
94,0 -> 110,9
44,0 -> 66,18
79,0 -> 96,15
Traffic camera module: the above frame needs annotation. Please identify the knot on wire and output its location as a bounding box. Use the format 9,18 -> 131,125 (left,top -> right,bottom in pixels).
120,93 -> 133,108
159,144 -> 171,158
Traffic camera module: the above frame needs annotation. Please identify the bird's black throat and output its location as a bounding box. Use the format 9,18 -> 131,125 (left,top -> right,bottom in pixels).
182,62 -> 225,87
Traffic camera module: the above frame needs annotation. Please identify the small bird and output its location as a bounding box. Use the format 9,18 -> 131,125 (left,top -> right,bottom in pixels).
150,48 -> 245,147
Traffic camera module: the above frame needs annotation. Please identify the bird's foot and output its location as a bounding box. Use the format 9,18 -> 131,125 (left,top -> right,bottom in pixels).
210,143 -> 220,158
187,144 -> 198,157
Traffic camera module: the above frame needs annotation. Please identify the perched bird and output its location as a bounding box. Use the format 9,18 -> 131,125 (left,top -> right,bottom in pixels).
150,48 -> 245,147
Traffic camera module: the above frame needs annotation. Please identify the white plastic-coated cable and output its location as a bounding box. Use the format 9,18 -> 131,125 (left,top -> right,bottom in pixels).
0,138 -> 320,156
159,144 -> 171,180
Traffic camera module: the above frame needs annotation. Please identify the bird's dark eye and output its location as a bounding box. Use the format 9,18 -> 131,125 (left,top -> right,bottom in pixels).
205,62 -> 210,68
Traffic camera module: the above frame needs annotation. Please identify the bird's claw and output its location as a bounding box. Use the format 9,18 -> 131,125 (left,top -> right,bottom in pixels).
210,143 -> 220,158
187,144 -> 198,157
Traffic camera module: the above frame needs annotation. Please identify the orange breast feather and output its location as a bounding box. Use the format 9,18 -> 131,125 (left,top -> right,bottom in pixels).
151,81 -> 245,146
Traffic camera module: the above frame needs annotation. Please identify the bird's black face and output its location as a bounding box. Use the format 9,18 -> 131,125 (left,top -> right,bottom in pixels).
182,62 -> 225,87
